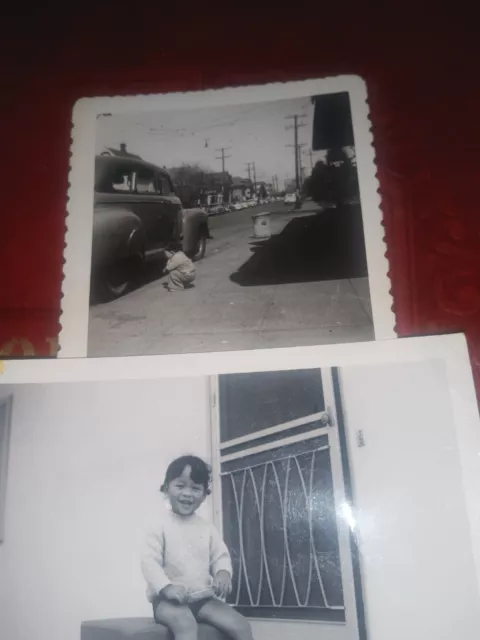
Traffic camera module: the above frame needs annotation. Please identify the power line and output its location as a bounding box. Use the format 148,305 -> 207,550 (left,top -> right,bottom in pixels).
141,102 -> 277,139
285,114 -> 306,192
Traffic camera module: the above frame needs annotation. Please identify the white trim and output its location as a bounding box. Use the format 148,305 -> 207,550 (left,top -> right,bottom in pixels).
220,426 -> 330,463
0,334 -> 467,384
220,412 -> 328,450
220,445 -> 330,476
208,376 -> 223,537
0,395 -> 13,544
322,368 -> 360,639
241,605 -> 346,611
246,617 -> 346,626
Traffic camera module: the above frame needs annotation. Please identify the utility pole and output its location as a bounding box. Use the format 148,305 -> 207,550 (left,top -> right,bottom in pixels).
285,114 -> 306,192
306,148 -> 314,172
297,146 -> 304,189
216,147 -> 231,203
216,147 -> 231,174
246,161 -> 257,195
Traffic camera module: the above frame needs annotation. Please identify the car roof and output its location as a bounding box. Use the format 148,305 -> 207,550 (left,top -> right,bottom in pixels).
95,154 -> 170,176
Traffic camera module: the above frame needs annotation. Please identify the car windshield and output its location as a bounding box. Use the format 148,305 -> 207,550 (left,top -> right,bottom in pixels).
95,157 -> 136,193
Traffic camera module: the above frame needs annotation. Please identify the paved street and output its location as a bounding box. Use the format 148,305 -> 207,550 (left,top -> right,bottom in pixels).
88,201 -> 374,356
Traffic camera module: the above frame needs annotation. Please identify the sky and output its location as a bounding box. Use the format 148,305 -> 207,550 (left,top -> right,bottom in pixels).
95,96 -> 329,188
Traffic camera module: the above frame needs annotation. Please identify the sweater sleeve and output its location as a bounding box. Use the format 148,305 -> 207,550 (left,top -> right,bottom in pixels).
141,525 -> 171,595
165,253 -> 182,273
209,524 -> 233,577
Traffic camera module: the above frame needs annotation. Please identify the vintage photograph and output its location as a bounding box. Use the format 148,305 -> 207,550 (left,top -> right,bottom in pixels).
61,77 -> 394,358
1,336 -> 480,640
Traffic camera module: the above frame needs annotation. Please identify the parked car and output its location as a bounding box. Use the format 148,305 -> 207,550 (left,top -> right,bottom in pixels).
91,155 -> 210,300
209,204 -> 228,216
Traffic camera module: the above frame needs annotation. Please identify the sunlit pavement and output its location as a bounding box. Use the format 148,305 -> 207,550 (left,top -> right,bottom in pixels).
88,201 -> 373,357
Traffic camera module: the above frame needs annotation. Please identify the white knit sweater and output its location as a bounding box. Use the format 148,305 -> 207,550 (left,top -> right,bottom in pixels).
141,507 -> 232,602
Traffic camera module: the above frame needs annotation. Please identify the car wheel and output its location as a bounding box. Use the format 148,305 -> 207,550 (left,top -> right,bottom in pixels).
192,231 -> 207,261
100,254 -> 143,301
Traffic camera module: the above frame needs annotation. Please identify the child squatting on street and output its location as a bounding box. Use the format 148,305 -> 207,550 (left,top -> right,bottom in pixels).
141,455 -> 255,640
163,243 -> 196,292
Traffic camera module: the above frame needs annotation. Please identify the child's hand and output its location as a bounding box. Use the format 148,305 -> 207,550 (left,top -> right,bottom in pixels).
213,571 -> 232,599
161,584 -> 188,604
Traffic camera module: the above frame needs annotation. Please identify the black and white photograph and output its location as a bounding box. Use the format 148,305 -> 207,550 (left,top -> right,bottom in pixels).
1,335 -> 480,640
61,77 -> 394,358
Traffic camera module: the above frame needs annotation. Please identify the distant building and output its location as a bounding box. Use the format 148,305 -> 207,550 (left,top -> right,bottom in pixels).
255,181 -> 272,199
100,143 -> 141,159
231,177 -> 253,201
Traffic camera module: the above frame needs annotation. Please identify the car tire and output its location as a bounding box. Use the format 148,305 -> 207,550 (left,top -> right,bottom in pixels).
98,253 -> 143,301
192,231 -> 207,261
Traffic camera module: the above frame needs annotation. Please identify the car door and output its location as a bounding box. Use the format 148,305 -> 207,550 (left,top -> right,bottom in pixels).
132,165 -> 170,251
156,172 -> 182,245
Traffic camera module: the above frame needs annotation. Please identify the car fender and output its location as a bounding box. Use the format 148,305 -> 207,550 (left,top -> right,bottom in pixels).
91,207 -> 145,269
181,207 -> 210,254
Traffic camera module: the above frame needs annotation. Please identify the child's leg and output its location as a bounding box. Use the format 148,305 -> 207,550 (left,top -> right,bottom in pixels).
154,600 -> 198,640
197,599 -> 254,640
167,269 -> 185,291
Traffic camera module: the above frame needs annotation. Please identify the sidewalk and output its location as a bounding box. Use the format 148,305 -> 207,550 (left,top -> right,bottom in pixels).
88,204 -> 374,357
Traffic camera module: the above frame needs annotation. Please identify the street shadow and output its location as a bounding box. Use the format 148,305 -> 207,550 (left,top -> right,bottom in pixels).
230,205 -> 368,286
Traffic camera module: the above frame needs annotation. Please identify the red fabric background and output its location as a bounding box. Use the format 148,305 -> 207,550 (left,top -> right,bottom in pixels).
2,5 -> 479,391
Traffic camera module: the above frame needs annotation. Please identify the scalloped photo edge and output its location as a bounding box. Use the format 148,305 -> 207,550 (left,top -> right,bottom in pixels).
60,75 -> 395,358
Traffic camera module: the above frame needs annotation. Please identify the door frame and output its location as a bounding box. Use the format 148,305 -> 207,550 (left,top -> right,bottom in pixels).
208,368 -> 364,637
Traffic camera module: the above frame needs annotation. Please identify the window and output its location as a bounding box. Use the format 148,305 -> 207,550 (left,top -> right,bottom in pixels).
135,167 -> 158,194
110,165 -> 135,192
0,396 -> 12,544
213,369 -> 356,625
157,173 -> 174,196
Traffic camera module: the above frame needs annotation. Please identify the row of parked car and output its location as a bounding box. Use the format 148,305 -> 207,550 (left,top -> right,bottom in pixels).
206,196 -> 282,217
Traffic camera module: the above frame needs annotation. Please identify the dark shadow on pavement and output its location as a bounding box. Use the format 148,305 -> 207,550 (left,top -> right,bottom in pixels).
230,205 -> 368,286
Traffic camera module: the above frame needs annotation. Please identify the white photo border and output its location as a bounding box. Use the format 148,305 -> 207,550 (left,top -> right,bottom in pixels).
60,75 -> 395,357
1,333 -> 479,599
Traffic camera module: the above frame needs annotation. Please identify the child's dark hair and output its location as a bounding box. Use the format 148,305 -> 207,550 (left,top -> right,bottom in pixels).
160,455 -> 212,495
165,241 -> 183,253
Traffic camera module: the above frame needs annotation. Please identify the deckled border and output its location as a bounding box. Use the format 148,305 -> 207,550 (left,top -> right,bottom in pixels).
60,75 -> 395,357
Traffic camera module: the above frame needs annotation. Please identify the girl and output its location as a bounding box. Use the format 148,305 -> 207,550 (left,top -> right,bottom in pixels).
163,242 -> 196,292
141,455 -> 254,640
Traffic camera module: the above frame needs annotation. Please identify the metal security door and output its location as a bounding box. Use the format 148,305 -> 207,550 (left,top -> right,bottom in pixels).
209,369 -> 361,640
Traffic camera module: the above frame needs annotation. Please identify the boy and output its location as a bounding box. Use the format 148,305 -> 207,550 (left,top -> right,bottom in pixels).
141,455 -> 254,640
163,243 -> 196,292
